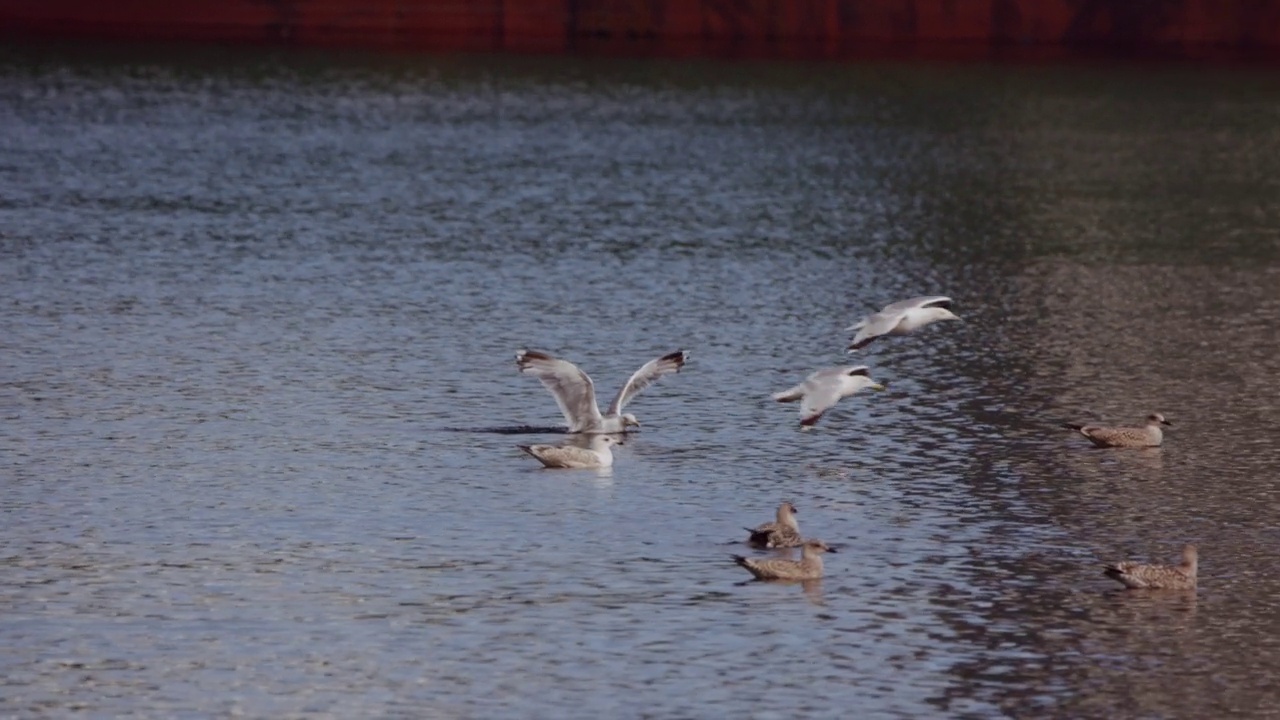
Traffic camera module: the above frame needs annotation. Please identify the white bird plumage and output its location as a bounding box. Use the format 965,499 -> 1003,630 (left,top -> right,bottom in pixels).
772,366 -> 886,426
516,349 -> 688,433
846,296 -> 960,351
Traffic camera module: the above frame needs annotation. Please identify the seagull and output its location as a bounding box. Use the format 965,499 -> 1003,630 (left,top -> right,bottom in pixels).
517,435 -> 622,469
1103,544 -> 1198,590
744,502 -> 802,548
516,349 -> 689,433
772,366 -> 885,426
846,296 -> 961,351
1064,413 -> 1172,448
733,540 -> 835,581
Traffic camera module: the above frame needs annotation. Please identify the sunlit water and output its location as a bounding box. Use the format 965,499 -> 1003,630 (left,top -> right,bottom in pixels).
2,45 -> 1279,719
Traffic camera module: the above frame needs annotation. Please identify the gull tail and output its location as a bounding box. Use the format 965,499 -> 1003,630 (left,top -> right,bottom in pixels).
1102,565 -> 1127,582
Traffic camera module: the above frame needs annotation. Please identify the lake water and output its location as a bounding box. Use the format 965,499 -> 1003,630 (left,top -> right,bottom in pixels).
2,44 -> 1279,719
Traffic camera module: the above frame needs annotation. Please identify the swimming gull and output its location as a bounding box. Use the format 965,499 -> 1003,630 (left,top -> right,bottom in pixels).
772,366 -> 885,426
1103,544 -> 1198,590
516,349 -> 689,433
1065,413 -> 1172,448
518,435 -> 622,469
745,502 -> 803,549
846,296 -> 960,351
733,540 -> 835,581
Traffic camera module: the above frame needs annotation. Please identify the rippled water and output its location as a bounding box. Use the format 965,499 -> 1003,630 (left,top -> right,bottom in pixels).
3,45 -> 1280,718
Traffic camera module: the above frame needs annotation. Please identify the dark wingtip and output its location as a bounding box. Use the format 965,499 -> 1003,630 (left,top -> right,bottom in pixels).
1063,423 -> 1085,431
516,349 -> 555,364
800,414 -> 822,427
732,555 -> 751,567
846,337 -> 874,351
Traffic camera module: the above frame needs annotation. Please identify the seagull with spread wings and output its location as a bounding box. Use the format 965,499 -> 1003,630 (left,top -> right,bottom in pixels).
846,296 -> 961,351
515,349 -> 689,434
772,366 -> 885,427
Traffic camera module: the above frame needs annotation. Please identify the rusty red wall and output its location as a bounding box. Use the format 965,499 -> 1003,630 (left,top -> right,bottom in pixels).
2,0 -> 1279,61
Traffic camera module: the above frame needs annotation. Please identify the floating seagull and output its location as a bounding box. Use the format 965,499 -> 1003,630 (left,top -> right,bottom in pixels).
1104,544 -> 1198,590
846,296 -> 960,351
733,540 -> 835,581
516,349 -> 689,433
518,435 -> 622,469
1065,413 -> 1172,448
745,502 -> 802,548
772,366 -> 885,426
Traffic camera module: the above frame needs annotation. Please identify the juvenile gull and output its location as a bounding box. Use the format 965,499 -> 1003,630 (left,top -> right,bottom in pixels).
772,366 -> 885,426
516,349 -> 689,434
846,296 -> 961,351
745,502 -> 802,548
1104,544 -> 1198,590
733,540 -> 835,581
1065,413 -> 1172,448
518,435 -> 621,469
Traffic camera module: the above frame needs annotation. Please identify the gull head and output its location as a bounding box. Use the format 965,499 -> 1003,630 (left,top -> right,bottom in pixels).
803,539 -> 836,555
621,413 -> 641,429
779,501 -> 798,520
845,368 -> 886,393
1181,544 -> 1198,567
1147,413 -> 1172,427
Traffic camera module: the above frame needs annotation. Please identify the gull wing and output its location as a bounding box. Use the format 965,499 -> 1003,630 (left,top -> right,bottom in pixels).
881,295 -> 953,314
796,368 -> 847,426
516,349 -> 604,432
846,296 -> 953,342
605,350 -> 689,415
519,443 -> 603,469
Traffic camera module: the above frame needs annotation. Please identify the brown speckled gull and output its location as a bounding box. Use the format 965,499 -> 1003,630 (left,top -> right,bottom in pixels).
744,502 -> 802,549
518,435 -> 621,469
1104,544 -> 1198,590
1065,412 -> 1172,448
733,540 -> 835,581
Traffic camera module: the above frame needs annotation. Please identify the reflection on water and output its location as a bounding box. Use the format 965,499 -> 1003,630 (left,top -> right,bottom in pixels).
2,44 -> 1279,718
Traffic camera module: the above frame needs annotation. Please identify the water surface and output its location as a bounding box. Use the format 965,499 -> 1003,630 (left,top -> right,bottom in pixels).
2,45 -> 1279,719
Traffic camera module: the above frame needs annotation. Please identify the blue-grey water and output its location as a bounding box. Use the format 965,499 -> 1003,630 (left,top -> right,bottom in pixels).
2,45 -> 1280,719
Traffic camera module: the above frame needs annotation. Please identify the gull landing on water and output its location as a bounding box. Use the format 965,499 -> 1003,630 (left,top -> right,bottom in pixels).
772,366 -> 886,426
516,349 -> 689,434
734,540 -> 835,581
518,435 -> 622,469
1065,413 -> 1172,448
1104,544 -> 1198,590
745,502 -> 802,549
846,296 -> 961,351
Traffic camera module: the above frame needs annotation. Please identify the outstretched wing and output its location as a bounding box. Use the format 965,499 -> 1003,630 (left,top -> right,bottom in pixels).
882,295 -> 952,314
798,381 -> 843,426
516,349 -> 604,431
606,350 -> 689,415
